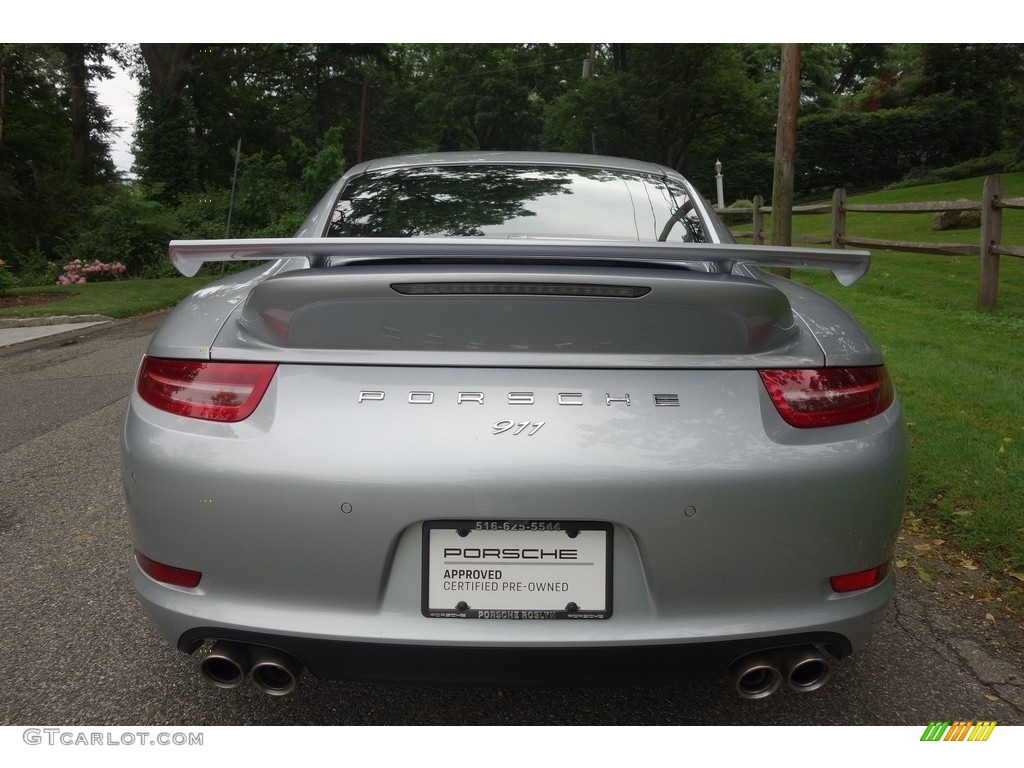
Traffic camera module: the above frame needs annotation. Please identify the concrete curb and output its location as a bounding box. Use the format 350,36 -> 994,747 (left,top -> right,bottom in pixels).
0,314 -> 113,328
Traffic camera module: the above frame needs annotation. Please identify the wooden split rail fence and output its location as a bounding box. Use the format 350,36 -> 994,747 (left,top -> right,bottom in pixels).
717,175 -> 1024,308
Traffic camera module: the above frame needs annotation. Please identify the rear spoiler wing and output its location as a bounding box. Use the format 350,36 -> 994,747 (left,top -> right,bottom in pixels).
169,237 -> 870,286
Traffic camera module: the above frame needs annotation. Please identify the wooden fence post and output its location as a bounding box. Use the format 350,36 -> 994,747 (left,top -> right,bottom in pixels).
978,175 -> 1002,309
831,187 -> 846,250
752,194 -> 765,245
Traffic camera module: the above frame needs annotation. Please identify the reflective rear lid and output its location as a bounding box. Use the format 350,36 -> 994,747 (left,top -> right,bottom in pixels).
228,265 -> 808,363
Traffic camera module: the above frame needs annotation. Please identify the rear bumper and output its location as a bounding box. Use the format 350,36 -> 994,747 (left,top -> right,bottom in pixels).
176,626 -> 855,685
134,554 -> 891,685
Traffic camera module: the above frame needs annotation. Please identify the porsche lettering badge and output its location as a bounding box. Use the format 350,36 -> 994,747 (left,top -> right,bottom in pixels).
357,391 -> 680,406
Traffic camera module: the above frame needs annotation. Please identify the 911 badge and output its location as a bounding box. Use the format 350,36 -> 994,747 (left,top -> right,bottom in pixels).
492,420 -> 544,436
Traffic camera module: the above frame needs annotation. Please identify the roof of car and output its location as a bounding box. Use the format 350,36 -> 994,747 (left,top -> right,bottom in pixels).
347,151 -> 676,178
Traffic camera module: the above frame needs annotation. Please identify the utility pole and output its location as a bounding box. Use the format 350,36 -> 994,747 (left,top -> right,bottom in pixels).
771,43 -> 801,270
225,138 -> 241,239
222,137 -> 241,275
357,72 -> 369,164
584,44 -> 597,153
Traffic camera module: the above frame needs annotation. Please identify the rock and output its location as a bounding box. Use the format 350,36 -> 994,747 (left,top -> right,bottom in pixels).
932,200 -> 982,231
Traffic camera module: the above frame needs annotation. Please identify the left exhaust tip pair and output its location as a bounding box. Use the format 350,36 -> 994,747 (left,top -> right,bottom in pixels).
198,641 -> 303,697
728,646 -> 832,699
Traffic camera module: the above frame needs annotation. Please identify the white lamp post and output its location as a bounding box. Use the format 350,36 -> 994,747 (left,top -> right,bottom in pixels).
715,159 -> 724,209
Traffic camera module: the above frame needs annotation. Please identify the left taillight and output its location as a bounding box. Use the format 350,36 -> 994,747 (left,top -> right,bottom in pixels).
136,356 -> 277,422
758,366 -> 895,428
135,550 -> 202,588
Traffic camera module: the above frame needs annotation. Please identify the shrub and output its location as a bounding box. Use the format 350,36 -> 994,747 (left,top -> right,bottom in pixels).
57,259 -> 127,285
0,259 -> 18,295
61,184 -> 178,278
5,239 -> 58,286
887,150 -> 1018,190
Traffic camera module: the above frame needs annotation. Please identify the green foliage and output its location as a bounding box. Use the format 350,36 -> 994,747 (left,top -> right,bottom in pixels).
60,184 -> 178,278
410,44 -> 564,152
174,187 -> 232,241
118,42 -> 1024,232
0,44 -> 121,284
1,46 -> 82,264
4,41 -> 1024,312
797,94 -> 999,195
228,152 -> 305,237
887,150 -> 1021,189
297,127 -> 347,209
8,239 -> 57,286
0,259 -> 18,295
132,44 -> 384,199
542,44 -> 775,184
133,86 -> 197,204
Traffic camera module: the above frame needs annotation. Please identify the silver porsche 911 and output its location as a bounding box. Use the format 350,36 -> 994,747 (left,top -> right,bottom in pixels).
122,152 -> 907,699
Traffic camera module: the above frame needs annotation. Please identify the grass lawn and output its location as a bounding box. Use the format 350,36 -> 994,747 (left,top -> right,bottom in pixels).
0,276 -> 218,319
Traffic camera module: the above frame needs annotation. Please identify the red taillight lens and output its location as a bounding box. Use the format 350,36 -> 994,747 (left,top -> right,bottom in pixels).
758,366 -> 894,428
137,356 -> 277,422
135,550 -> 202,588
830,562 -> 890,593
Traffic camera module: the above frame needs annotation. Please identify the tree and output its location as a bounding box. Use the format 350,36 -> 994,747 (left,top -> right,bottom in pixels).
409,44 -> 578,152
542,44 -> 775,197
133,44 -> 388,199
0,45 -> 86,270
134,43 -> 195,202
59,43 -> 116,183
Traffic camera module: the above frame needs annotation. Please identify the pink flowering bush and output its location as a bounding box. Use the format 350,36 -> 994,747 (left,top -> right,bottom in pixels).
57,259 -> 127,285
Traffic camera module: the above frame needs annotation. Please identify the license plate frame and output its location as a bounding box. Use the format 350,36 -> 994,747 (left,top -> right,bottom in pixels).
421,520 -> 613,619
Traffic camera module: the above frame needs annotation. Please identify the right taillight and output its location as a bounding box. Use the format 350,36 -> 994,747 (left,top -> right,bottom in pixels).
759,366 -> 894,428
137,356 -> 277,422
831,562 -> 890,593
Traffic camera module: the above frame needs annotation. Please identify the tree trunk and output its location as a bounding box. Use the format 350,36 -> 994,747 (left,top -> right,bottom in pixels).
63,45 -> 89,172
140,43 -> 194,97
771,43 -> 800,251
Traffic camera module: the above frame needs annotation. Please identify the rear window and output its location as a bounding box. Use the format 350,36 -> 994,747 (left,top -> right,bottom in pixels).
326,164 -> 707,242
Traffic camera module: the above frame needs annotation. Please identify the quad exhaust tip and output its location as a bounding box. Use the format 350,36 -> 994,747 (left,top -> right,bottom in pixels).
729,646 -> 832,699
250,646 -> 303,697
198,641 -> 250,689
197,641 -> 303,696
784,646 -> 832,693
730,652 -> 783,699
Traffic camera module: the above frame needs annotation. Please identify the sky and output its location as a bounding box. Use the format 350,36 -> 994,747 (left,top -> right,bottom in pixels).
96,62 -> 139,175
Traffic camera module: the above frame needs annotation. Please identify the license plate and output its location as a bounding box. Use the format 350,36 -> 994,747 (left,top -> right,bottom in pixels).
422,520 -> 612,619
